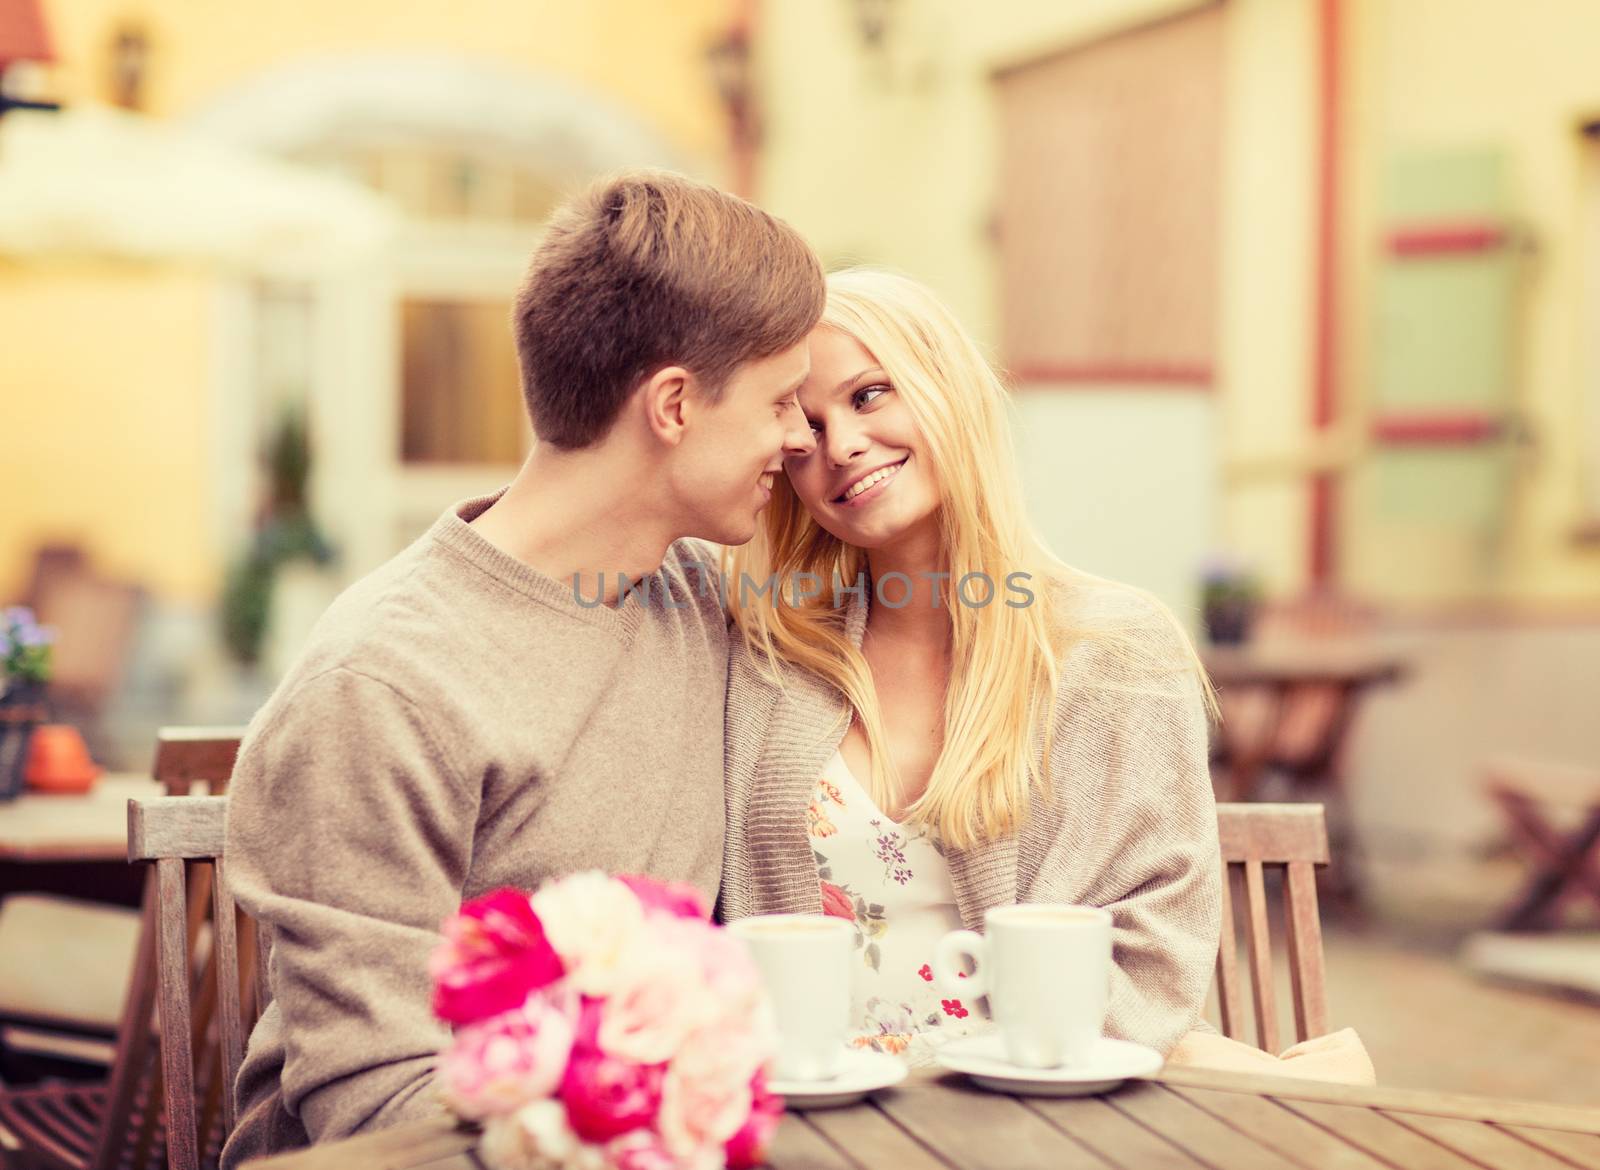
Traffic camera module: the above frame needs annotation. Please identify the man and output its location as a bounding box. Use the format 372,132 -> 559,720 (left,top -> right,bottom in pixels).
221,170 -> 822,1166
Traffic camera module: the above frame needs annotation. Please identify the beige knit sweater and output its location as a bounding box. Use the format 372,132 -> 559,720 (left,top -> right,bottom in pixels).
719,575 -> 1220,1056
221,494 -> 729,1168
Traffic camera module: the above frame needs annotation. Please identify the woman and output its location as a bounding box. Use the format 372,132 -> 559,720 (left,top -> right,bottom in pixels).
719,268 -> 1222,1064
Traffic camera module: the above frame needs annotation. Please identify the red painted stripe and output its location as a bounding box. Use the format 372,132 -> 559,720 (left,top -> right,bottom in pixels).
1371,413 -> 1502,445
1386,223 -> 1507,257
1309,0 -> 1341,587
1009,363 -> 1212,386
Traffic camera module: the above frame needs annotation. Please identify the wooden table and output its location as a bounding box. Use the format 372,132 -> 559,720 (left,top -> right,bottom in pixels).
246,1066 -> 1600,1170
1203,643 -> 1406,805
0,774 -> 161,862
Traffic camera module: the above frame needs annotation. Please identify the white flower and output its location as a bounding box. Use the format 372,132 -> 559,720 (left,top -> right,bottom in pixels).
530,872 -> 647,997
481,1100 -> 587,1170
597,918 -> 718,1065
657,1027 -> 761,1157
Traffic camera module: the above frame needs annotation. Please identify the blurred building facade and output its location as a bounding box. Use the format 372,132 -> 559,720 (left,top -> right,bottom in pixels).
3,1 -> 1599,842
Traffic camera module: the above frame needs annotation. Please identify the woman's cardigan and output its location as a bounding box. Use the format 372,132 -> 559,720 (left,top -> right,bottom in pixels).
718,576 -> 1221,1055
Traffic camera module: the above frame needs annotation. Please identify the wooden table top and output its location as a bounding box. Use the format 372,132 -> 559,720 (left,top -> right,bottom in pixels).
246,1065 -> 1600,1170
0,774 -> 162,862
1201,643 -> 1406,687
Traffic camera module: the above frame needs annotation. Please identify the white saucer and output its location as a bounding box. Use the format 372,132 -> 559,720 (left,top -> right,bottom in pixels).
770,1049 -> 909,1110
935,1034 -> 1163,1097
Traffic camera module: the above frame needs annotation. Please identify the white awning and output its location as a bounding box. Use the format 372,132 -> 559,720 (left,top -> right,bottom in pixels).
0,105 -> 396,270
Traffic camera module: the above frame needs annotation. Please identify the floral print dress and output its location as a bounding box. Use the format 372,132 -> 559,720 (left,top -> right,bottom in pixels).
809,749 -> 987,1066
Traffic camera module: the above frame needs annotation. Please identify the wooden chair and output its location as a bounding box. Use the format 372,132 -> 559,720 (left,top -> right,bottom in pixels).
0,728 -> 243,1077
1213,802 -> 1331,1052
0,738 -> 246,1170
127,795 -> 260,1170
1483,756 -> 1600,930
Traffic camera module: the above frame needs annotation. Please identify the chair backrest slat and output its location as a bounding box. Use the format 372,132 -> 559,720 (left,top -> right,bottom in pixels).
152,728 -> 244,797
1213,863 -> 1243,1037
1241,860 -> 1279,1053
1214,802 -> 1332,1052
124,793 -> 255,1170
128,797 -> 228,862
213,859 -> 245,1136
1283,859 -> 1329,1041
154,858 -> 199,1170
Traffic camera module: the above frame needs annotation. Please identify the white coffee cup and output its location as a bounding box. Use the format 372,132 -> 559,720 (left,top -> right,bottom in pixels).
729,913 -> 854,1081
932,903 -> 1111,1068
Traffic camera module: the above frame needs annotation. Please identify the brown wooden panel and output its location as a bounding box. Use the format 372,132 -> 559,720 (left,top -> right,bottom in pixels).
767,1114 -> 861,1170
1168,1086 -> 1391,1169
1277,1099 -> 1487,1170
245,1117 -> 477,1170
994,5 -> 1222,381
1217,804 -> 1332,865
154,858 -> 198,1170
876,1076 -> 1111,1169
1155,1067 -> 1600,1133
1282,860 -> 1328,1043
153,729 -> 244,795
126,796 -> 227,862
400,298 -> 527,465
1385,1112 -> 1581,1170
1025,1094 -> 1209,1169
1501,1125 -> 1600,1170
806,1100 -> 954,1169
1241,861 -> 1280,1053
1109,1082 -> 1297,1169
1214,855 -> 1244,1039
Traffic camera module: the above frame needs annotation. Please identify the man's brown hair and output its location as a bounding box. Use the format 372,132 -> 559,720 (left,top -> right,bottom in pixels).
512,170 -> 825,449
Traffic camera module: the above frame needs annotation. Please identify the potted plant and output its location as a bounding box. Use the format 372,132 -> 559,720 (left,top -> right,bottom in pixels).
0,607 -> 55,800
1200,554 -> 1262,646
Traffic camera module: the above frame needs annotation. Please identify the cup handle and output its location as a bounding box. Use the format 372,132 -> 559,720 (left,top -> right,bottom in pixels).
933,929 -> 989,998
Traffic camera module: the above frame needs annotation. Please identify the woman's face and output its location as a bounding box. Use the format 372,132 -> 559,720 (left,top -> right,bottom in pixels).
784,326 -> 941,550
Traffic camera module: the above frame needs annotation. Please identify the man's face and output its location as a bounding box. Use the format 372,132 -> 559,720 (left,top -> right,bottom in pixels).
671,341 -> 816,546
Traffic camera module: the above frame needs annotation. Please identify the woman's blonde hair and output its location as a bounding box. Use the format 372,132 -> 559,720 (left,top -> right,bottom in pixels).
728,268 -> 1211,852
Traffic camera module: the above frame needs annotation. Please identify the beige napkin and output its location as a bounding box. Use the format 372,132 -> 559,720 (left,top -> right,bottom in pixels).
1164,1026 -> 1377,1085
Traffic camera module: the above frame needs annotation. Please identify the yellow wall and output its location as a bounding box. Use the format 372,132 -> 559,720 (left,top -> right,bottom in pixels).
760,0 -> 1600,607
1341,0 -> 1600,605
3,0 -> 730,603
42,0 -> 727,159
0,263 -> 214,599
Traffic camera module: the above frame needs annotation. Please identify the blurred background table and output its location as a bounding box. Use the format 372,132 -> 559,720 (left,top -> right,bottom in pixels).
0,774 -> 159,864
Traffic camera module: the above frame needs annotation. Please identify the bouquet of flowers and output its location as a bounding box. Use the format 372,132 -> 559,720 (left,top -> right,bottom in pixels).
430,873 -> 784,1170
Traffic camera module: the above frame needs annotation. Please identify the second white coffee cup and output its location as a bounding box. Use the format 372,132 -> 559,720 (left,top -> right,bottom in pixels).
932,903 -> 1111,1069
729,913 -> 854,1081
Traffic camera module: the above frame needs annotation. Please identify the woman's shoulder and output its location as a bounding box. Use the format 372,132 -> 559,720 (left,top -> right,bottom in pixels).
1040,570 -> 1202,691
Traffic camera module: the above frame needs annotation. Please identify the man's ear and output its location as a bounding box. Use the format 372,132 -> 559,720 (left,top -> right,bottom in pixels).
640,365 -> 694,447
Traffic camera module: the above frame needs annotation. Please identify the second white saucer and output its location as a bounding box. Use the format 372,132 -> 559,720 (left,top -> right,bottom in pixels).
770,1048 -> 909,1110
935,1034 -> 1163,1097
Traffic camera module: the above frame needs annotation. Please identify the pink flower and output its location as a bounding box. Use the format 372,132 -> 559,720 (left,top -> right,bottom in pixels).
618,874 -> 710,920
605,1130 -> 681,1170
724,1069 -> 783,1170
941,999 -> 969,1019
917,964 -> 933,982
819,881 -> 855,922
658,1027 -> 760,1156
431,889 -> 564,1025
437,992 -> 577,1119
559,999 -> 666,1143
